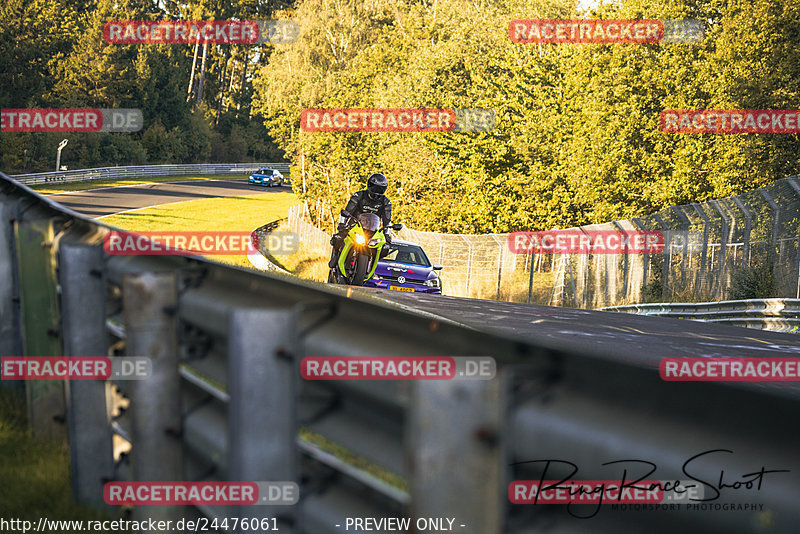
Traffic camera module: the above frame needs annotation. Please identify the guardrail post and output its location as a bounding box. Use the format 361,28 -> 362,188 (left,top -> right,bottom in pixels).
0,199 -> 23,375
59,238 -> 114,508
122,271 -> 183,524
227,307 -> 298,531
14,217 -> 66,441
408,371 -> 507,534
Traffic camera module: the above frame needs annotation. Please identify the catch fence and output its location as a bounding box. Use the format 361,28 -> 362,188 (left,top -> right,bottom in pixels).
289,176 -> 800,307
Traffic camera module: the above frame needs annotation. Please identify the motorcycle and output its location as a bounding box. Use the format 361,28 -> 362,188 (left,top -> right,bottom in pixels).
328,212 -> 400,286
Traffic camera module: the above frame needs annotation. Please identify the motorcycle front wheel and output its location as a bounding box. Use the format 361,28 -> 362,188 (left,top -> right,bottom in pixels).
351,254 -> 370,286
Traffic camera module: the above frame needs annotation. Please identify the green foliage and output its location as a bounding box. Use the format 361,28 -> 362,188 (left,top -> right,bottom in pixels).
251,0 -> 800,233
0,0 -> 288,173
729,258 -> 776,300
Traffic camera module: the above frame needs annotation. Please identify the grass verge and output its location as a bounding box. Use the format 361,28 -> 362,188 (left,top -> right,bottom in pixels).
101,192 -> 299,270
0,387 -> 118,528
30,174 -> 258,195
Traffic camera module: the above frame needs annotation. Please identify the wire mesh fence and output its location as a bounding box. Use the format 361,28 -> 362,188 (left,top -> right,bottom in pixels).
289,175 -> 800,307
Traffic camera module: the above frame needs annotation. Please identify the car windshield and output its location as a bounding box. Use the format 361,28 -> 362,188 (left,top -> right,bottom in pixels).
383,243 -> 431,267
259,169 -> 274,175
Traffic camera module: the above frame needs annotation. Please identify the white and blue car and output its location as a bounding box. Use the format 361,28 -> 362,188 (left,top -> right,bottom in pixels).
249,168 -> 284,187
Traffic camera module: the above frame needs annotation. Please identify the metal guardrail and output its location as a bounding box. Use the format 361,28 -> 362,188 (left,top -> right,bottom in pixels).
598,299 -> 800,333
2,171 -> 800,532
8,162 -> 292,186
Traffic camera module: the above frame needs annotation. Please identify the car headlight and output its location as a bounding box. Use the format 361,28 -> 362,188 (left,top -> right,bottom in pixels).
355,233 -> 366,245
425,278 -> 441,288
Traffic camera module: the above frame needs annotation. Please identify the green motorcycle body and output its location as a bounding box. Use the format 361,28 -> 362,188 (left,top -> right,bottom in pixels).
333,213 -> 386,286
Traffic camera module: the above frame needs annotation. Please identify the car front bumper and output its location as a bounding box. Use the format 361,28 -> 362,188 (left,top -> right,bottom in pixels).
364,279 -> 441,294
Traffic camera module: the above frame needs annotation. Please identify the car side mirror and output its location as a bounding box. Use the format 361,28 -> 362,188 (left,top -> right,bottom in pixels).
432,263 -> 443,270
391,223 -> 403,231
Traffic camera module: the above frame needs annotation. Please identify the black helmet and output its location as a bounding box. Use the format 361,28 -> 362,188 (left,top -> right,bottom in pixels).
367,173 -> 387,198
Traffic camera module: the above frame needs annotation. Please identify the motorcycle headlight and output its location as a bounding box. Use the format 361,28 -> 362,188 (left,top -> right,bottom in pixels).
425,278 -> 441,288
355,233 -> 366,245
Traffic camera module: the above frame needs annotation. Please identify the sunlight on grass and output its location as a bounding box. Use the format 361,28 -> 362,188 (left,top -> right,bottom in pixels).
100,192 -> 299,271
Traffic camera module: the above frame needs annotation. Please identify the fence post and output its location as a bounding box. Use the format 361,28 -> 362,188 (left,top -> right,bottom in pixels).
227,307 -> 298,531
709,200 -> 730,300
122,271 -> 183,524
632,218 -> 650,301
732,197 -> 752,268
786,178 -> 800,298
492,236 -> 505,300
691,204 -> 710,297
758,188 -> 780,265
653,214 -> 670,300
14,217 -> 66,441
59,237 -> 114,508
408,371 -> 507,534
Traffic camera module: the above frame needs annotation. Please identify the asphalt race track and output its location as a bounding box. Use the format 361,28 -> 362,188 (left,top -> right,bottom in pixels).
45,179 -> 285,218
368,289 -> 800,364
44,176 -> 800,393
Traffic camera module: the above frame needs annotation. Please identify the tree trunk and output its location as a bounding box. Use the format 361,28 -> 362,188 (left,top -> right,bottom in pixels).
196,41 -> 208,104
215,52 -> 229,124
237,48 -> 248,111
187,36 -> 200,102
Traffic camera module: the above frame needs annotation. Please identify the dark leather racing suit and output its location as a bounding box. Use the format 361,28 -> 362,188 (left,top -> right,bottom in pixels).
329,190 -> 392,268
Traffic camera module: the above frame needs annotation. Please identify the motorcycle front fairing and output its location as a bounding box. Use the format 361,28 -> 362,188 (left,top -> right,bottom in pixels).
336,213 -> 386,284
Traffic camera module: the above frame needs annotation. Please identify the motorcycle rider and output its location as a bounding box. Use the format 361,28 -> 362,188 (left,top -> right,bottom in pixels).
329,172 -> 393,269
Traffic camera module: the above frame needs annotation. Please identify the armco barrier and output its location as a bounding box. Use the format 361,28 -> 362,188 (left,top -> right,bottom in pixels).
9,162 -> 291,186
2,171 -> 800,533
598,298 -> 800,333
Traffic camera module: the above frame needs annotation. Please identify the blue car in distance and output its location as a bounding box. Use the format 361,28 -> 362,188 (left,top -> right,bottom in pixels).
249,168 -> 284,187
364,239 -> 443,294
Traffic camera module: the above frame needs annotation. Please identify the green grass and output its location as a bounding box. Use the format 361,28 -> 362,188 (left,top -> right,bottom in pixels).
30,174 -> 253,194
264,221 -> 330,281
101,192 -> 299,270
0,387 -> 118,527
